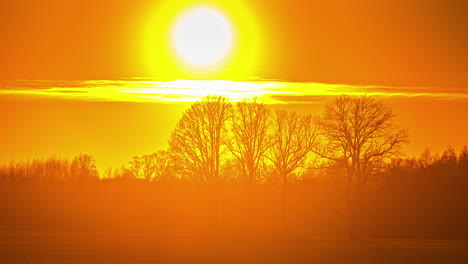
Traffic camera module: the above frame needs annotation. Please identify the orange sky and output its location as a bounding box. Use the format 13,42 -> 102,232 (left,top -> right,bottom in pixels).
1,0 -> 467,171
1,0 -> 467,86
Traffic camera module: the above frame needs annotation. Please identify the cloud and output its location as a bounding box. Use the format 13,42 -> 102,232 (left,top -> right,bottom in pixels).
0,79 -> 467,103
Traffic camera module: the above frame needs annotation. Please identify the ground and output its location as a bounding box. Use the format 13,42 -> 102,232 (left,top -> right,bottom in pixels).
1,231 -> 468,263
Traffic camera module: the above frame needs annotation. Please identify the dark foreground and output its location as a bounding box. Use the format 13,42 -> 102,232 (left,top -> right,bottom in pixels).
1,231 -> 468,264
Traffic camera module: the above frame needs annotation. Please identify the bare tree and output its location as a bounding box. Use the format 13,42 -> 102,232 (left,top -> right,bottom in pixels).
317,95 -> 408,240
268,109 -> 318,184
169,96 -> 232,183
227,98 -> 271,233
228,98 -> 271,183
71,154 -> 99,181
126,152 -> 172,181
128,156 -> 144,179
141,154 -> 156,181
152,150 -> 178,182
0,156 -> 71,182
267,109 -> 318,234
460,146 -> 468,169
419,147 -> 433,169
169,96 -> 232,233
440,145 -> 457,167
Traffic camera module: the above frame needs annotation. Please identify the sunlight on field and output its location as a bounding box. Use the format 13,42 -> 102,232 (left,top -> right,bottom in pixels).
1,79 -> 468,103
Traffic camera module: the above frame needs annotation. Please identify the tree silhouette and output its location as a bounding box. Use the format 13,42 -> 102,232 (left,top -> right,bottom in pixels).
268,109 -> 318,184
266,109 -> 318,234
169,96 -> 232,183
140,154 -> 156,181
70,154 -> 98,181
459,145 -> 468,170
128,155 -> 144,179
152,150 -> 178,182
123,152 -> 176,181
317,95 -> 408,240
44,156 -> 70,181
0,156 -> 72,182
228,98 -> 271,184
227,98 -> 271,232
440,145 -> 457,168
419,147 -> 433,170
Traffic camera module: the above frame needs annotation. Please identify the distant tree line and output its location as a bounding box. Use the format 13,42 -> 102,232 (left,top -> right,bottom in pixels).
0,154 -> 98,182
384,145 -> 468,187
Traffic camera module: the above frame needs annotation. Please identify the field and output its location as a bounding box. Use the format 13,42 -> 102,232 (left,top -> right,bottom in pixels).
1,182 -> 468,263
1,231 -> 468,263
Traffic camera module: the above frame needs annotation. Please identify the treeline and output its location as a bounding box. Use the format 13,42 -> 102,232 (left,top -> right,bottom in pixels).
2,146 -> 466,186
385,145 -> 468,187
0,154 -> 98,182
110,95 -> 407,188
365,145 -> 468,239
0,95 -> 409,185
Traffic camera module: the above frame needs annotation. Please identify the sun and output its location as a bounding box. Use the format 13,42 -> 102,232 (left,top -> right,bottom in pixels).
141,0 -> 262,80
171,7 -> 234,67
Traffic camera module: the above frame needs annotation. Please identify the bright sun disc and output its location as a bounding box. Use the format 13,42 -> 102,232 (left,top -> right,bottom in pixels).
142,0 -> 262,80
172,8 -> 233,67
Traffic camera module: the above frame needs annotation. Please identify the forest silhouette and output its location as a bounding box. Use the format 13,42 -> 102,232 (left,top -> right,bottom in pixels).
1,95 -> 468,241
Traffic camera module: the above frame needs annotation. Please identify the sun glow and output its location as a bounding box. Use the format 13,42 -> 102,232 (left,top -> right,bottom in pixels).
141,0 -> 261,80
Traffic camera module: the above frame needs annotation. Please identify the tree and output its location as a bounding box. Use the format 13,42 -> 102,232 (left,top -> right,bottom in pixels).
268,109 -> 318,184
128,155 -> 144,179
126,152 -> 173,181
228,98 -> 271,184
169,96 -> 232,183
71,154 -> 98,181
318,95 -> 408,240
152,150 -> 178,182
267,109 -> 318,234
227,98 -> 271,232
440,145 -> 457,168
419,147 -> 433,170
459,145 -> 468,169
